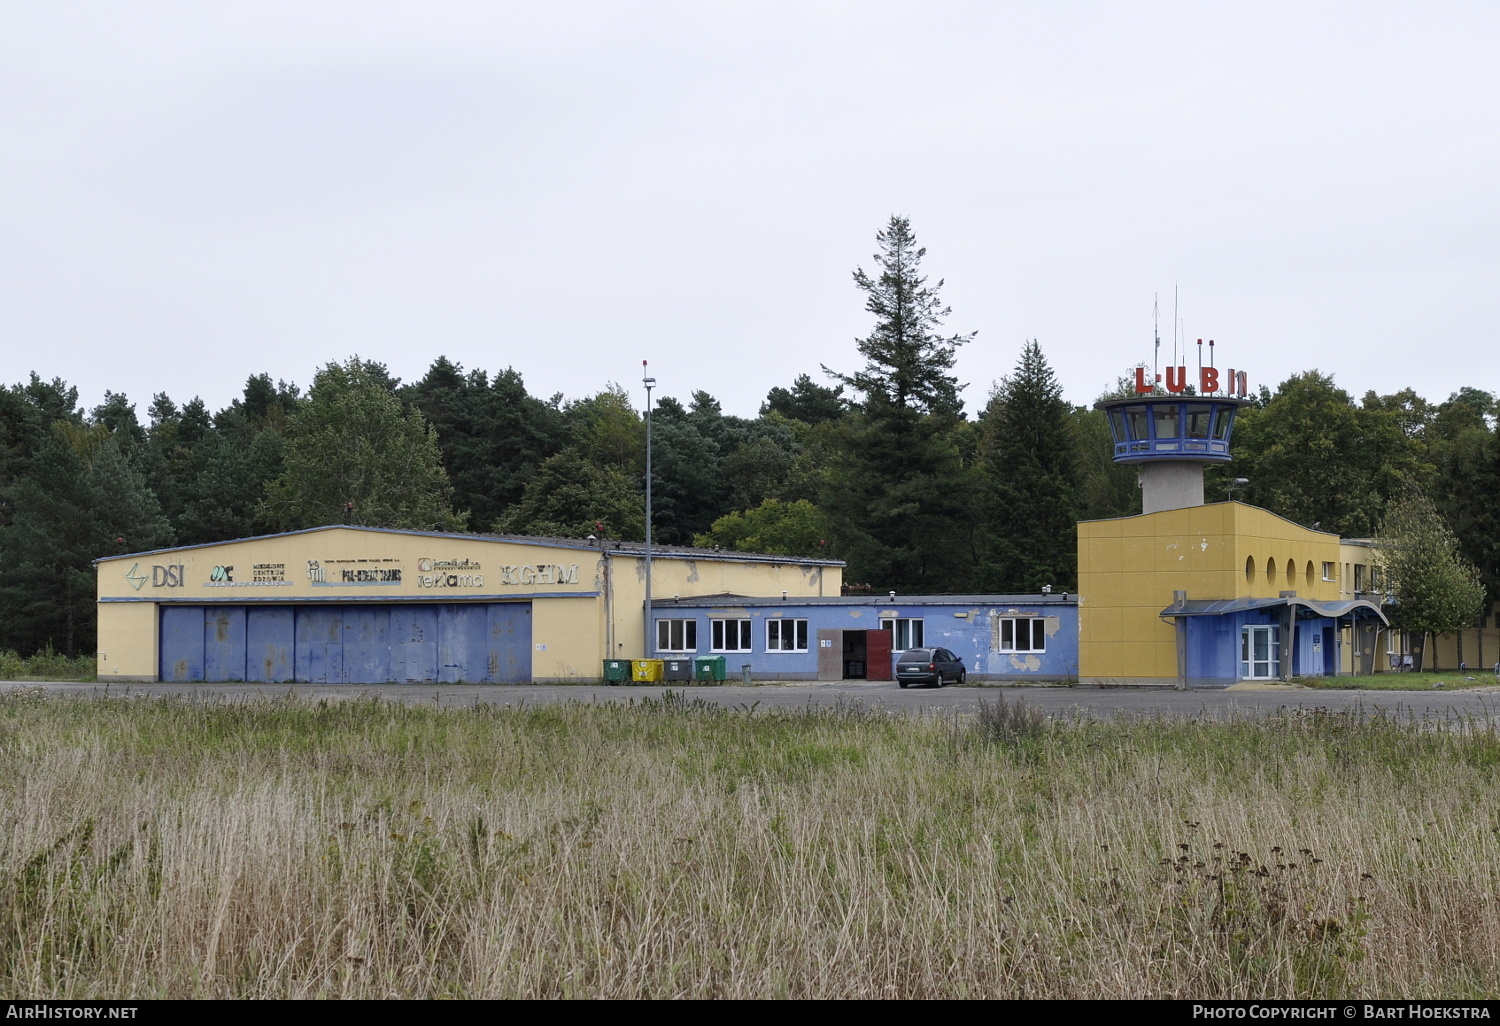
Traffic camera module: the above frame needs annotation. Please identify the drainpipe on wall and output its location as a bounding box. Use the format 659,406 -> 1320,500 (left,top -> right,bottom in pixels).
1172,590 -> 1188,690
602,549 -> 613,660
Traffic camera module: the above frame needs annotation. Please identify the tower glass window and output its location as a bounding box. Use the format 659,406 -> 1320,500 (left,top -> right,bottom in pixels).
1153,404 -> 1179,440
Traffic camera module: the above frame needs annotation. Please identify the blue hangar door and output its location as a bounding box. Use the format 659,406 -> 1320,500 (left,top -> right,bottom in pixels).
159,603 -> 533,683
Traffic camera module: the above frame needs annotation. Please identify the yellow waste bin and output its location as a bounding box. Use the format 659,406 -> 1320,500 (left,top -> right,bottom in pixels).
631,659 -> 664,683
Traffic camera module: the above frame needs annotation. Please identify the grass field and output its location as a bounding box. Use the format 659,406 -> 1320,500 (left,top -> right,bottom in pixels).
1,688 -> 1498,999
1298,671 -> 1500,691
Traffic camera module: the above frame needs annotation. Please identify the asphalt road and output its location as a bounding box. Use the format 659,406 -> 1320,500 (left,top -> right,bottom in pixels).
9,679 -> 1500,721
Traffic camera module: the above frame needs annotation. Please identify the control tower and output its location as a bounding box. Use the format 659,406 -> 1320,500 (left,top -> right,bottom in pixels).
1096,379 -> 1247,514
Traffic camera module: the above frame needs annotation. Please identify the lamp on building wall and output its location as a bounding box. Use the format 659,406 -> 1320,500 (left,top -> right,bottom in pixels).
642,362 -> 656,658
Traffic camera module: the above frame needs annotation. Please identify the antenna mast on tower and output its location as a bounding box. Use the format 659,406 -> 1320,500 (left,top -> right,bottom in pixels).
1153,294 -> 1161,388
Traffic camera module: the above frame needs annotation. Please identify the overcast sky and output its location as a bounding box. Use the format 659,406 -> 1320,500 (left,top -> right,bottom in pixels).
2,2 -> 1496,419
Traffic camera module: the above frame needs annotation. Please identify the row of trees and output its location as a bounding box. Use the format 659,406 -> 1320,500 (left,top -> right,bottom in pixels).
1,216 -> 1494,657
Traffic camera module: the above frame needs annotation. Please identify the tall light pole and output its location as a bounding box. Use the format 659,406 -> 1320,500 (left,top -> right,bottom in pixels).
642,361 -> 655,658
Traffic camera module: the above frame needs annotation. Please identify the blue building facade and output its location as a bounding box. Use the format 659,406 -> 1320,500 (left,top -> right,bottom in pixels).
649,594 -> 1079,682
1172,596 -> 1387,686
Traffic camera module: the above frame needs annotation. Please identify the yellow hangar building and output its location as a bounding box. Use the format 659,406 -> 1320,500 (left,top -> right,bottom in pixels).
94,528 -> 842,683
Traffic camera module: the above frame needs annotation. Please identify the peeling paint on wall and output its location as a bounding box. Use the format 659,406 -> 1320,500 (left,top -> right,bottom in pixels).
1008,653 -> 1042,672
685,561 -> 700,583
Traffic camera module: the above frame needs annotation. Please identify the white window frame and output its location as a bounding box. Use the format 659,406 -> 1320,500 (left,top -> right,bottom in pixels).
656,618 -> 697,653
880,617 -> 925,650
711,618 -> 752,653
1322,562 -> 1336,582
766,618 -> 808,653
997,617 -> 1047,653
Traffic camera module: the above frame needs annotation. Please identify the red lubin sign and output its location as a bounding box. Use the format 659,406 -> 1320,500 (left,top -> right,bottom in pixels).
1134,365 -> 1248,397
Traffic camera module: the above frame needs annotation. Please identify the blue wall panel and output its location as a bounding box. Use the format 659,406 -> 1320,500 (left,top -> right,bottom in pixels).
246,607 -> 294,682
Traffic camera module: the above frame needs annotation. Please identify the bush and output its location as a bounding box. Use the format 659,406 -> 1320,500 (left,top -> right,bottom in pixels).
973,693 -> 1047,746
0,648 -> 96,681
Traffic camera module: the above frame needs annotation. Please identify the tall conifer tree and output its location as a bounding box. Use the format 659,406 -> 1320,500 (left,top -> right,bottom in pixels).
821,216 -> 980,591
978,340 -> 1079,591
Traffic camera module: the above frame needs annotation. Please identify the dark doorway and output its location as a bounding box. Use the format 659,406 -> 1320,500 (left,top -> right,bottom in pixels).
842,630 -> 867,679
837,629 -> 892,681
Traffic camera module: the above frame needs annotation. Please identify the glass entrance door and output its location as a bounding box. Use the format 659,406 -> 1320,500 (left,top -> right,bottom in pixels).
1241,625 -> 1280,680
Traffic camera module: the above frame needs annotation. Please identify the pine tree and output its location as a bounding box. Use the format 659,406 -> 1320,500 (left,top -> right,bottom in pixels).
821,216 -> 980,591
824,215 -> 973,416
258,358 -> 466,532
977,341 -> 1081,591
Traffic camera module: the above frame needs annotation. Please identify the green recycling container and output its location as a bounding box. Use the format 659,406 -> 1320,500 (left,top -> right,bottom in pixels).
603,659 -> 631,684
694,655 -> 727,682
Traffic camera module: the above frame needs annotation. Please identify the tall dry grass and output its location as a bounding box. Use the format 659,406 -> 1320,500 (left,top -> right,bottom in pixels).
0,688 -> 1498,998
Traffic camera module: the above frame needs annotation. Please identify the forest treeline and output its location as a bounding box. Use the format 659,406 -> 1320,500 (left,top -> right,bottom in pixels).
2,217 -> 1496,657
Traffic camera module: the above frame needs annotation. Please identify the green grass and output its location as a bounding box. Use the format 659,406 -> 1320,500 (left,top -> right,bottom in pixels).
1298,670 -> 1500,691
0,690 -> 1499,997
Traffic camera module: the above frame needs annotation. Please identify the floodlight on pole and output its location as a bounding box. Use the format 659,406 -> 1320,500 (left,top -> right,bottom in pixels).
643,361 -> 656,660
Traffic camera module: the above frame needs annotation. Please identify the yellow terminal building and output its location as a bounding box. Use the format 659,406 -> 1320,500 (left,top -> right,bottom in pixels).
1078,393 -> 1389,686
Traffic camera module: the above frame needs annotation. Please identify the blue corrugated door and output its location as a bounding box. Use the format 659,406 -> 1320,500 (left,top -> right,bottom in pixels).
389,606 -> 439,682
245,607 -> 294,682
159,606 -> 205,682
202,606 -> 248,681
342,607 -> 393,683
487,603 -> 532,683
295,607 -> 346,683
437,604 -> 483,682
157,603 -> 532,684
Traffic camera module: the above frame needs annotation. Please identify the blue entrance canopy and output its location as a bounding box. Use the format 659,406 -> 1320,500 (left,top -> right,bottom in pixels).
1159,595 -> 1388,623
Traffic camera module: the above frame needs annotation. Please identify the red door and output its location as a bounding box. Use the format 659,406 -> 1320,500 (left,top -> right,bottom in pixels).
865,629 -> 893,680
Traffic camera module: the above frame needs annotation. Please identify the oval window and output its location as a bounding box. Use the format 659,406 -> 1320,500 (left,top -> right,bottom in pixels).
1306,560 -> 1315,584
1285,560 -> 1298,587
1245,555 -> 1256,582
1266,557 -> 1277,585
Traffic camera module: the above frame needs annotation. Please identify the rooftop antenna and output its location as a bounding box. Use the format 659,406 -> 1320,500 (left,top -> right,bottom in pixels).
1173,283 -> 1180,370
1153,294 -> 1161,386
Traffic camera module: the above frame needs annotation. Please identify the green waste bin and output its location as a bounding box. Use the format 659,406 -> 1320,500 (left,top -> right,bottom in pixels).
631,659 -> 664,683
603,659 -> 631,684
663,658 -> 694,681
694,655 -> 727,683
